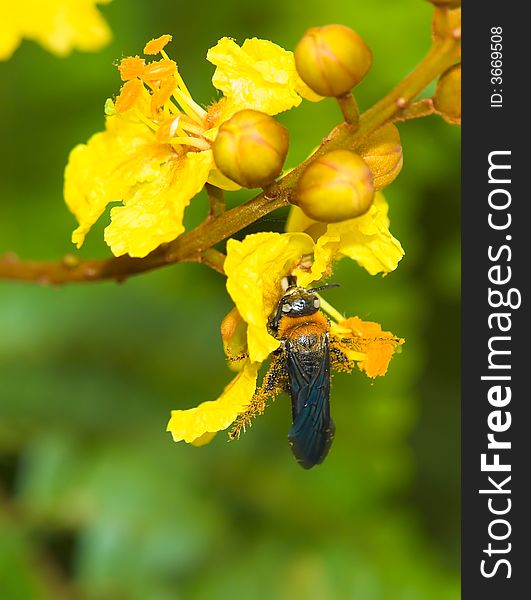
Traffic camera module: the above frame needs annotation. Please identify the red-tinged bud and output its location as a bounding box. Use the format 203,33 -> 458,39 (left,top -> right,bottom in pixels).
213,109 -> 289,188
295,150 -> 374,223
434,64 -> 461,125
294,25 -> 372,97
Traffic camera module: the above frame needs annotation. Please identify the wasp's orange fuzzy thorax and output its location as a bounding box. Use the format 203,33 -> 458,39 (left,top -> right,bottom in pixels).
277,311 -> 328,339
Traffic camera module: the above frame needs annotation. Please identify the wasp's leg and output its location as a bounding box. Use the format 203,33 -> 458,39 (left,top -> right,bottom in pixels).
329,345 -> 355,373
229,350 -> 288,440
335,335 -> 403,349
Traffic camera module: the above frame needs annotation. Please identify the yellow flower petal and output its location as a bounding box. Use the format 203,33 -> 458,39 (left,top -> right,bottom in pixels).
64,116 -> 212,257
332,193 -> 404,275
207,37 -> 321,116
1,0 -> 112,60
331,317 -> 404,378
167,361 -> 259,443
224,232 -> 315,362
287,192 -> 404,276
104,150 -> 213,257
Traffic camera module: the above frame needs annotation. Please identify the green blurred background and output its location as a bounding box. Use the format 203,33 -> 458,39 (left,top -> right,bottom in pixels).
0,1 -> 460,598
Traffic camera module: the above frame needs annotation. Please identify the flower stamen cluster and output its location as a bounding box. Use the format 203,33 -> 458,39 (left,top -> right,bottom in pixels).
112,35 -> 210,153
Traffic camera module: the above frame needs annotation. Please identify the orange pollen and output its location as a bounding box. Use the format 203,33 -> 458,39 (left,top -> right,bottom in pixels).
144,34 -> 173,55
205,99 -> 226,129
118,56 -> 145,81
115,79 -> 143,113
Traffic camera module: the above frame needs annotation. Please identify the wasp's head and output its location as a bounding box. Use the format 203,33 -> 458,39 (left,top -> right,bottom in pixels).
269,276 -> 330,333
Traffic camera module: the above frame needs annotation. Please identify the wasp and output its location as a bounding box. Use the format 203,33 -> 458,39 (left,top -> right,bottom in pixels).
229,276 -> 401,468
267,275 -> 339,469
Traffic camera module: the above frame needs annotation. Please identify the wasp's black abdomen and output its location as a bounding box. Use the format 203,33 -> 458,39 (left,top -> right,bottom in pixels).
285,332 -> 335,469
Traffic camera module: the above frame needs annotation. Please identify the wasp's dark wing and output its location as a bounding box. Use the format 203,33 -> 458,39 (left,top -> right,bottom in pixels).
285,337 -> 335,469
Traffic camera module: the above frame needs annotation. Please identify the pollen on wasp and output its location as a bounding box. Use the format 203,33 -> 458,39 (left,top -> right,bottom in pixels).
228,354 -> 286,441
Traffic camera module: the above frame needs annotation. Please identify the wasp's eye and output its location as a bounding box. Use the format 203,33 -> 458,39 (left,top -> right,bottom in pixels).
313,298 -> 320,308
282,303 -> 292,313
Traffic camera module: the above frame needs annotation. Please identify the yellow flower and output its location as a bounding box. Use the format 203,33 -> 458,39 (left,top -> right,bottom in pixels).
167,230 -> 403,445
207,37 -> 322,117
0,0 -> 111,60
65,34 -> 320,258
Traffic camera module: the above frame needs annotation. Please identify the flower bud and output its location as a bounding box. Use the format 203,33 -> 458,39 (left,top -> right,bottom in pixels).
294,25 -> 372,97
295,150 -> 374,223
213,109 -> 289,188
355,123 -> 403,191
434,64 -> 461,125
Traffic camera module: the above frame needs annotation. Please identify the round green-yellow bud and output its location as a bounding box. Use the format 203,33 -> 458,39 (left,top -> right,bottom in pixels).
294,25 -> 372,97
295,150 -> 374,223
213,109 -> 289,188
434,64 -> 461,125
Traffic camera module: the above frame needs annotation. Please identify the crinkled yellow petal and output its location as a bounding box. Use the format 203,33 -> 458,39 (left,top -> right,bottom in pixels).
331,317 -> 404,378
167,361 -> 259,443
1,0 -> 111,60
64,116 -> 212,257
207,37 -> 321,116
105,150 -> 212,257
225,232 -> 315,362
65,116 -> 156,249
332,193 -> 404,275
287,193 -> 404,276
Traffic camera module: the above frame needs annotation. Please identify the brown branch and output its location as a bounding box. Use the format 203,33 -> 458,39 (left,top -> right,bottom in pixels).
0,32 -> 460,286
393,98 -> 436,122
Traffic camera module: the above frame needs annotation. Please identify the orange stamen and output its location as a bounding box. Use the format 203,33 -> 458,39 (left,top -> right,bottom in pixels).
115,79 -> 143,113
151,78 -> 178,116
144,34 -> 173,55
156,116 -> 183,143
117,56 -> 145,81
338,317 -> 404,378
142,59 -> 177,83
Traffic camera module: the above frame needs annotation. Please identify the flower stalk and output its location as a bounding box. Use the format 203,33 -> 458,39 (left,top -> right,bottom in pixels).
0,31 -> 459,285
